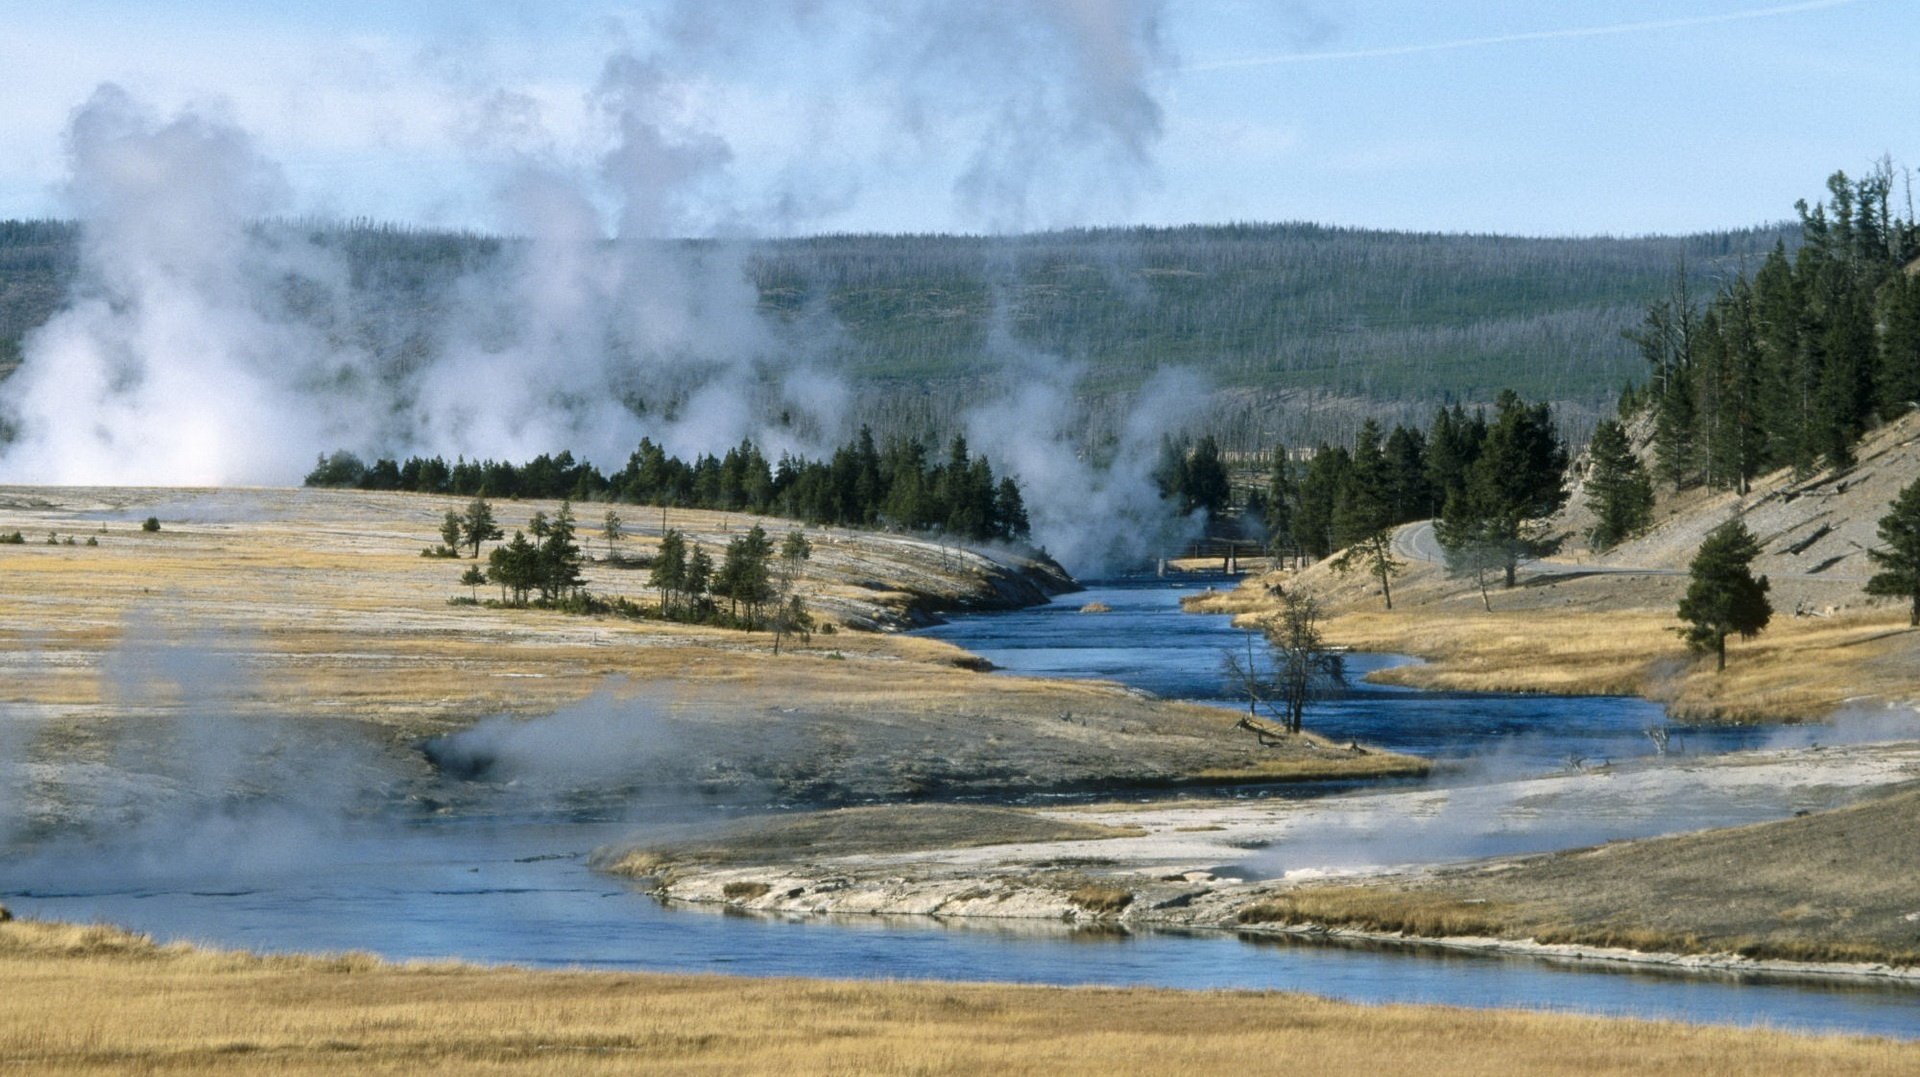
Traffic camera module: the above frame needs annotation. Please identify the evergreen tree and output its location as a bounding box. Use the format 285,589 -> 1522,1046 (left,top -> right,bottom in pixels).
486,531 -> 540,605
1584,418 -> 1653,552
716,525 -> 776,627
602,510 -> 624,560
1878,272 -> 1920,420
440,510 -> 464,551
1424,404 -> 1485,509
1677,519 -> 1772,671
1382,424 -> 1433,522
1437,391 -> 1568,588
992,477 -> 1030,541
1331,421 -> 1401,608
1295,445 -> 1350,560
650,529 -> 688,615
1434,488 -> 1507,612
1263,444 -> 1299,564
685,546 -> 714,616
460,496 -> 502,558
1631,266 -> 1701,487
459,564 -> 486,601
771,529 -> 816,654
1184,434 -> 1232,524
534,501 -> 585,602
1865,477 -> 1920,627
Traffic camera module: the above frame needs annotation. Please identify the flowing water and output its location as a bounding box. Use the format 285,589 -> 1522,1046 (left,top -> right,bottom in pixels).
4,576 -> 1916,1039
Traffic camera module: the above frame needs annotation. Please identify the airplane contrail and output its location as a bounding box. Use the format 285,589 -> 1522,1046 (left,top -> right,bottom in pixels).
1185,0 -> 1878,72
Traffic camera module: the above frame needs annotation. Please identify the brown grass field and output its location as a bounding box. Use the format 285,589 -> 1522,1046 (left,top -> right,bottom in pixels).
1239,785 -> 1920,968
2,917 -> 1916,1075
0,486 -> 1418,800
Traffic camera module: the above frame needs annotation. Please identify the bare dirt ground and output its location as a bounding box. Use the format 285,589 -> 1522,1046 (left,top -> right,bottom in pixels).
0,486 -> 1415,806
5,917 -> 1913,1076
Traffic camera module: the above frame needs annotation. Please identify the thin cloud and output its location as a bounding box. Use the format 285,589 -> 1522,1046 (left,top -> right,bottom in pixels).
1185,0 -> 1877,72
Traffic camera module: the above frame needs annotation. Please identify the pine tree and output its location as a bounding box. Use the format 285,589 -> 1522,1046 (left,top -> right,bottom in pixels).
1677,519 -> 1772,671
1331,421 -> 1401,608
1437,391 -> 1568,588
461,497 -> 503,558
1264,444 -> 1299,564
1295,445 -> 1350,560
1631,267 -> 1700,487
1584,419 -> 1653,552
650,529 -> 688,615
1878,273 -> 1920,420
1865,477 -> 1920,627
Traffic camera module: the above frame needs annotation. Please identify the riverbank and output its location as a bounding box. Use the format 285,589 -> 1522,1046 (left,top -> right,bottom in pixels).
606,737 -> 1920,978
0,487 -> 1414,814
1188,412 -> 1920,725
3,915 -> 1914,1075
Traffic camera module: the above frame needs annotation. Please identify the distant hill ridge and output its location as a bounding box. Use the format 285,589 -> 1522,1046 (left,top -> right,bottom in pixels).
0,218 -> 1795,443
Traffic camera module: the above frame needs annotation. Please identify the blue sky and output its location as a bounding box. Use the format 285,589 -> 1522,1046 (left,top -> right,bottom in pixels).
2,0 -> 1914,236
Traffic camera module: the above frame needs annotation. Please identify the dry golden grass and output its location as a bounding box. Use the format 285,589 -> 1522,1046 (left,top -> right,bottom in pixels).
1326,607 -> 1919,723
3,918 -> 1915,1075
0,486 -> 1422,798
1238,786 -> 1920,967
1201,562 -> 1920,723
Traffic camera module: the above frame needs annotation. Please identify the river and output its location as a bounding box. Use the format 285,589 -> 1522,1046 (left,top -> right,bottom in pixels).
4,576 -> 1916,1039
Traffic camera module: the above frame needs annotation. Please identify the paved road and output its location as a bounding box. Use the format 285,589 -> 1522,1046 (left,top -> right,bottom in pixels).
1390,521 -> 1866,584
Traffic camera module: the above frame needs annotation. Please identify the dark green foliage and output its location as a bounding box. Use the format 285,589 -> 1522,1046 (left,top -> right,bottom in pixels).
140,517 -> 160,533
1294,445 -> 1349,560
1330,421 -> 1402,609
460,497 -> 502,558
1865,478 -> 1920,627
1,218 -> 1802,455
1434,391 -> 1568,591
459,564 -> 486,600
1262,444 -> 1299,562
307,429 -> 1030,546
1153,434 -> 1231,524
305,451 -> 368,488
1678,519 -> 1773,671
0,530 -> 22,544
1382,424 -> 1434,523
1877,272 -> 1920,420
1633,164 -> 1920,487
485,531 -> 540,605
649,529 -> 690,616
1584,418 -> 1653,552
715,524 -> 776,626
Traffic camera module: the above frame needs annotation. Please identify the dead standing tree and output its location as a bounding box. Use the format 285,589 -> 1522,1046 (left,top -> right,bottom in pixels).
1221,588 -> 1346,737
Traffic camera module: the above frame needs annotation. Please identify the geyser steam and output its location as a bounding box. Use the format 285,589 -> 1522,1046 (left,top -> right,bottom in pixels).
0,2 -> 1194,573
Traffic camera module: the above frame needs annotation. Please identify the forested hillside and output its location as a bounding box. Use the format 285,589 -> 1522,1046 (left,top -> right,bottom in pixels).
0,218 -> 1792,445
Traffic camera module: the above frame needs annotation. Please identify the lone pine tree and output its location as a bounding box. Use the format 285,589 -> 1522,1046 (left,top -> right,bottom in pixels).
1865,477 -> 1920,627
1678,519 -> 1773,672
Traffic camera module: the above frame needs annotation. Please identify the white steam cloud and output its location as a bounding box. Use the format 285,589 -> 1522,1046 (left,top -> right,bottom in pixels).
0,3 -> 1189,574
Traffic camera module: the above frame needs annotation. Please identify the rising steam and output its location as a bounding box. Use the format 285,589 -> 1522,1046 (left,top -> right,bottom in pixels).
0,2 -> 1187,573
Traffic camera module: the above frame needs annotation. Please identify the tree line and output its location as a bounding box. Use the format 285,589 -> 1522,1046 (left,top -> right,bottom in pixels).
307,428 -> 1030,545
1255,391 -> 1568,607
1627,162 -> 1920,492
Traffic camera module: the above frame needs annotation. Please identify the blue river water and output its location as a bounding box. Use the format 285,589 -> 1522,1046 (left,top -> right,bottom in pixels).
5,576 -> 1916,1040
